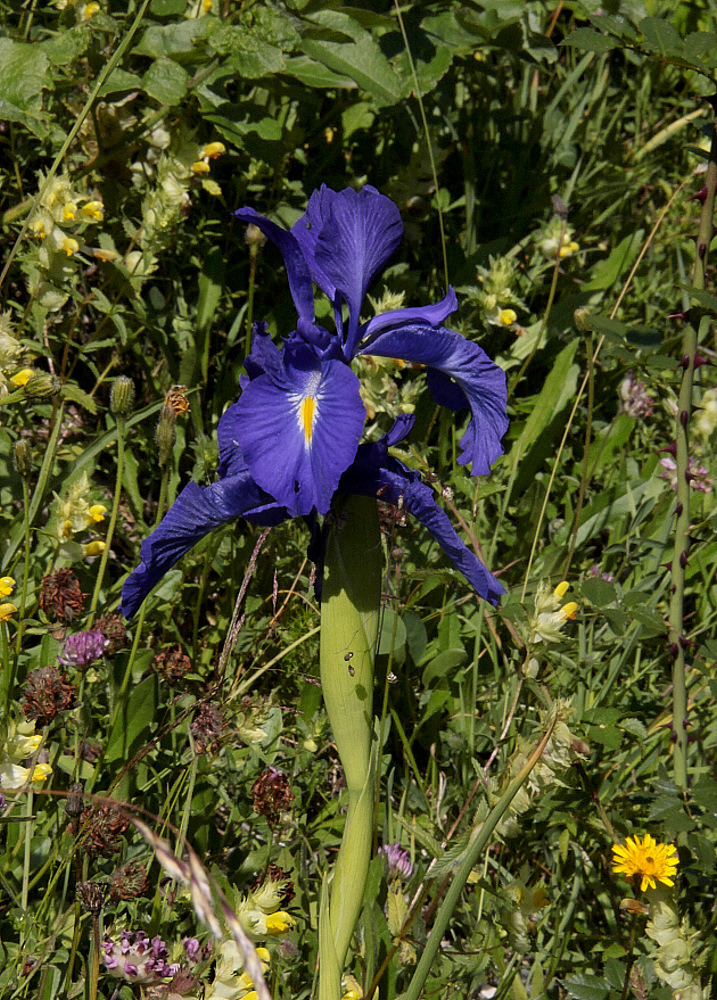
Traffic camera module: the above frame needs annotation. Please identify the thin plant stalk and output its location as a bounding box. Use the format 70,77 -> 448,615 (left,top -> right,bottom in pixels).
89,413 -> 127,617
399,712 -> 557,1000
669,117 -> 717,791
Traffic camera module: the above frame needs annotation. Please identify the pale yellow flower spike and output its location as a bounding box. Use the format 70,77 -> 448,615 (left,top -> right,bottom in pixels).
612,834 -> 679,893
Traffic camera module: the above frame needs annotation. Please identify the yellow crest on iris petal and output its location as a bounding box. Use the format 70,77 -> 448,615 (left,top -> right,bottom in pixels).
301,396 -> 316,444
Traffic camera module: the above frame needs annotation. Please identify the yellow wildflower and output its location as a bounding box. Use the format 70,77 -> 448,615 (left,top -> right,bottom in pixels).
265,910 -> 295,935
0,577 -> 16,597
62,237 -> 80,257
202,0 -> 213,13
559,240 -> 580,258
80,2 -> 100,18
10,369 -> 35,388
62,202 -> 78,222
191,160 -> 211,175
531,581 -> 578,644
82,200 -> 104,221
82,540 -> 106,558
199,141 -> 225,160
612,834 -> 678,892
0,602 -> 18,622
500,308 -> 517,325
87,503 -> 108,524
32,217 -> 51,239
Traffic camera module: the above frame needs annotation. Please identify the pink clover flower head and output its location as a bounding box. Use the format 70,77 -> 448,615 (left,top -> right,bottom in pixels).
378,843 -> 413,880
59,628 -> 109,668
660,456 -> 714,493
618,371 -> 653,419
102,930 -> 179,984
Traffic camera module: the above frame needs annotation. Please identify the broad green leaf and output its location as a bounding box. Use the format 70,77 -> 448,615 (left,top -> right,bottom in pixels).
98,68 -> 143,97
150,0 -> 186,14
583,231 -> 644,291
562,27 -> 615,54
640,16 -> 683,58
141,58 -> 189,105
283,55 -> 356,88
133,19 -> 210,60
507,338 -> 580,466
0,38 -> 51,139
40,25 -> 91,66
581,577 -> 617,608
302,10 -> 401,105
377,607 -> 407,656
105,676 -> 157,762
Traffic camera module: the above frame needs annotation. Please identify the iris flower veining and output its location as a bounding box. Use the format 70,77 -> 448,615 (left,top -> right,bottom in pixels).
120,185 -> 508,620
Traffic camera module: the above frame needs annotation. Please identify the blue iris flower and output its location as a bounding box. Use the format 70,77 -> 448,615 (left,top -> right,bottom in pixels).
120,185 -> 508,620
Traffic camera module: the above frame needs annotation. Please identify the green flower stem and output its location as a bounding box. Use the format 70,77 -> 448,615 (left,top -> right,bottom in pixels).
89,415 -> 126,618
319,495 -> 382,1000
1,623 -> 11,717
13,476 -> 32,663
670,117 -> 717,792
399,712 -> 558,1000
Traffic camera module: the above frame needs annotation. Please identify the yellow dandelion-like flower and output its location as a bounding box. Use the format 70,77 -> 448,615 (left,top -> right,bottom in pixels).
0,577 -> 16,597
62,237 -> 80,257
0,602 -> 18,622
612,834 -> 679,892
10,368 -> 34,388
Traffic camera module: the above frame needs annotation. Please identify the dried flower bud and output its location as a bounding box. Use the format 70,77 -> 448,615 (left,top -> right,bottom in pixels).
156,406 -> 177,468
14,439 -> 32,479
245,223 -> 267,250
574,307 -> 591,332
66,781 -> 85,818
76,880 -> 107,915
110,376 -> 135,418
24,373 -> 61,399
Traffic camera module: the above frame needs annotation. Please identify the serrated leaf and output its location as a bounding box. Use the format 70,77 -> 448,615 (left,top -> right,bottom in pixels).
141,57 -> 189,105
133,19 -> 210,60
60,383 -> 98,415
40,25 -> 91,66
563,27 -> 615,53
640,16 -> 683,58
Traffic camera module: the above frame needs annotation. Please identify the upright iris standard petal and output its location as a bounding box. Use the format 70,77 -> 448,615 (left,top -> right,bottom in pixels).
338,427 -> 505,605
360,324 -> 508,476
293,186 -> 403,357
233,346 -> 366,517
119,475 -> 287,620
233,207 -> 317,339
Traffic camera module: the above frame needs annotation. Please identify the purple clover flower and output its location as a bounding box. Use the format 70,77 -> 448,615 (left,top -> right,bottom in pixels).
58,628 -> 109,668
618,371 -> 653,419
660,456 -> 714,493
103,930 -> 180,984
378,843 -> 414,880
120,186 -> 509,620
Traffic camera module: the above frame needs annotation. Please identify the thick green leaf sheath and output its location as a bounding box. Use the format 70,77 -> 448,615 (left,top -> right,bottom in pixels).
319,495 -> 382,996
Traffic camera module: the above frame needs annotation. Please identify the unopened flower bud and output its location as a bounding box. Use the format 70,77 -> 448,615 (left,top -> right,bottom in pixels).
110,376 -> 134,418
574,307 -> 591,332
245,223 -> 267,251
14,439 -> 32,479
156,406 -> 177,467
24,373 -> 61,399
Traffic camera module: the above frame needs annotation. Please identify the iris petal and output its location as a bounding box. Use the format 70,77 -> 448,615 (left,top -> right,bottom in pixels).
233,352 -> 366,516
119,476 -> 287,620
338,431 -> 505,604
362,287 -> 458,345
360,324 -> 508,476
293,186 -> 403,356
234,207 -> 317,338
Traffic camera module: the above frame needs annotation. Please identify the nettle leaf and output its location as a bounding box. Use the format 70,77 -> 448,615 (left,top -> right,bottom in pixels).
301,10 -> 402,105
562,27 -> 615,54
0,37 -> 52,139
639,16 -> 683,58
141,57 -> 189,105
